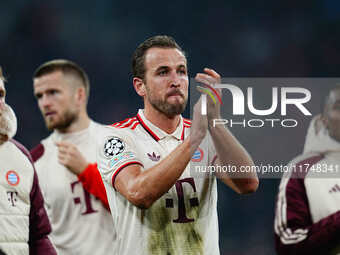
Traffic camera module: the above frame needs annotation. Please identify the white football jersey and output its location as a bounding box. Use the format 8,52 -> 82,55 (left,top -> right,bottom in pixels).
97,109 -> 220,255
0,140 -> 33,255
33,121 -> 116,255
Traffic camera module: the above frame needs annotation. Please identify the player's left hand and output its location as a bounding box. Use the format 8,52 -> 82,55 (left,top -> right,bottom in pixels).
56,141 -> 89,175
195,68 -> 222,123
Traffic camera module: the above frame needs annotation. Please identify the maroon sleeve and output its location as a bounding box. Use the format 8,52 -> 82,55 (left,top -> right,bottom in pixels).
78,163 -> 110,211
29,170 -> 56,255
10,139 -> 56,255
274,155 -> 340,254
30,143 -> 44,162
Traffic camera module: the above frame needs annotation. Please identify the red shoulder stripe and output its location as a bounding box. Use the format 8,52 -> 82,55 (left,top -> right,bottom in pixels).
118,118 -> 137,128
111,116 -> 136,127
131,121 -> 140,130
115,117 -> 134,127
117,119 -> 137,129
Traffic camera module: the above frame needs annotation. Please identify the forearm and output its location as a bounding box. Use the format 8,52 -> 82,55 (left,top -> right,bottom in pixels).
118,136 -> 200,208
209,125 -> 258,193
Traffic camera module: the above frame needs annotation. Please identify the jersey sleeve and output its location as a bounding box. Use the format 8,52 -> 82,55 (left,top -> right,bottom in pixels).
274,155 -> 340,254
10,139 -> 56,254
97,127 -> 143,189
78,163 -> 110,210
30,143 -> 53,219
29,167 -> 57,255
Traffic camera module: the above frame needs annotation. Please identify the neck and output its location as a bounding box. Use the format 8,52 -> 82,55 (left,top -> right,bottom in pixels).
57,111 -> 91,134
144,105 -> 180,134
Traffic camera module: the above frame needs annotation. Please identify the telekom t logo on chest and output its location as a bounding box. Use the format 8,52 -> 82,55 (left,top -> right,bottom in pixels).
200,84 -> 312,128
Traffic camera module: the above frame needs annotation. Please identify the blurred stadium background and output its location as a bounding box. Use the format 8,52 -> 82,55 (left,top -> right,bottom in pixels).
2,1 -> 340,254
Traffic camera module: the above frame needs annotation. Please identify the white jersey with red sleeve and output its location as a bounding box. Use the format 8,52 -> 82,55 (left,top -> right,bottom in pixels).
97,109 -> 220,255
31,121 -> 116,255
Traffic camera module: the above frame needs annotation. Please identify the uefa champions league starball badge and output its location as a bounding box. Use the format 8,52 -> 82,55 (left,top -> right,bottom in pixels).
104,137 -> 125,158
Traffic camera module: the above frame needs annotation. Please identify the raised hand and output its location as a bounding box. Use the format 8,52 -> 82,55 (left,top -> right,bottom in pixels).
195,68 -> 222,124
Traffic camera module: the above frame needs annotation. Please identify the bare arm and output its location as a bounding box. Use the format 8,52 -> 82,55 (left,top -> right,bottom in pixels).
113,99 -> 207,209
115,137 -> 196,209
196,68 -> 258,194
209,125 -> 258,194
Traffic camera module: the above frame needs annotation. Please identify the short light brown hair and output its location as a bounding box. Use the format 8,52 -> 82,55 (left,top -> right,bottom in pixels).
33,59 -> 90,100
132,35 -> 186,81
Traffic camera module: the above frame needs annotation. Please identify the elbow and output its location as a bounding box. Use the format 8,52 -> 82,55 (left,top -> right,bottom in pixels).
128,190 -> 156,209
238,178 -> 259,194
123,177 -> 158,209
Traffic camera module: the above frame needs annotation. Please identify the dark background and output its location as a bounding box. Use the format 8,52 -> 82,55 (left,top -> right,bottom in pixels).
2,1 -> 340,254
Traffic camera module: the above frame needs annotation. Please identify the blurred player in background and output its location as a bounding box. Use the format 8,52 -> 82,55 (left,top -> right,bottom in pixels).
30,60 -> 115,254
0,68 -> 56,255
96,35 -> 259,254
275,86 -> 340,254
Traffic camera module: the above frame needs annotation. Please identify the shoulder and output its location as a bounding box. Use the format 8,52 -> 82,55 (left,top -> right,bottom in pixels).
101,116 -> 140,138
278,152 -> 325,195
9,139 -> 34,164
183,118 -> 192,127
96,117 -> 142,153
30,143 -> 45,163
4,140 -> 35,177
29,135 -> 53,163
9,139 -> 30,156
276,153 -> 325,207
287,152 -> 324,178
89,120 -> 106,130
111,116 -> 140,130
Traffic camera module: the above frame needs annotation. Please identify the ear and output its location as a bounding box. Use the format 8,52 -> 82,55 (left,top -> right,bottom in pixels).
75,87 -> 86,105
133,77 -> 146,97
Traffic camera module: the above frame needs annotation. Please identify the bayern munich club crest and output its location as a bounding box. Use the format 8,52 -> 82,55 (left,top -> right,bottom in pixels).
192,147 -> 204,162
6,170 -> 20,186
104,137 -> 125,158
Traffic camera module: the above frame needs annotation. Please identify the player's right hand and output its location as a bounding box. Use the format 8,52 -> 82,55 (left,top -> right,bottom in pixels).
56,141 -> 89,175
